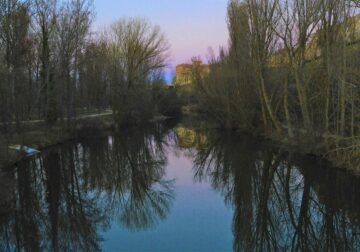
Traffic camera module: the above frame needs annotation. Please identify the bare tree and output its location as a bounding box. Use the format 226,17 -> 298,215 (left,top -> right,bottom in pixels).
33,0 -> 58,124
108,18 -> 169,124
276,0 -> 322,130
246,0 -> 281,131
0,0 -> 31,130
55,0 -> 92,128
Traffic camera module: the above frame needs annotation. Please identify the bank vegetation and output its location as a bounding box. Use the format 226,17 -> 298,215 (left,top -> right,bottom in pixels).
191,0 -> 360,168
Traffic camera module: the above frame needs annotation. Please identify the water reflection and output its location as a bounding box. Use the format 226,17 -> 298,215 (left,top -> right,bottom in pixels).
81,125 -> 175,231
0,122 -> 359,251
191,130 -> 360,251
0,124 -> 175,251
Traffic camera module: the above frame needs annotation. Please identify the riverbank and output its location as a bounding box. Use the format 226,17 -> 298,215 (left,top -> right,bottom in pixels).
0,113 -> 115,168
0,112 -> 178,168
178,112 -> 360,175
257,127 -> 360,175
2,112 -> 359,176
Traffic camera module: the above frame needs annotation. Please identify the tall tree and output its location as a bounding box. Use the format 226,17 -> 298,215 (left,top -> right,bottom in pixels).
109,18 -> 169,124
246,0 -> 281,131
55,0 -> 92,128
0,0 -> 31,130
33,0 -> 58,124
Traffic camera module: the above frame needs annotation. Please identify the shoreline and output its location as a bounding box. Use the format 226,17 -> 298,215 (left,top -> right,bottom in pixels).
180,114 -> 360,176
0,113 -> 115,169
0,113 -> 177,169
239,127 -> 360,176
1,114 -> 359,177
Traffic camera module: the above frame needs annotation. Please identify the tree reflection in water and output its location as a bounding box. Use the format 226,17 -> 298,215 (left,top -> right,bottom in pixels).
192,130 -> 360,252
0,123 -> 360,251
0,123 -> 175,251
81,125 -> 175,231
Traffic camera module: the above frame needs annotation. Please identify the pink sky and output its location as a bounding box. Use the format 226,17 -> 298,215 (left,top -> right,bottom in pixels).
94,0 -> 229,82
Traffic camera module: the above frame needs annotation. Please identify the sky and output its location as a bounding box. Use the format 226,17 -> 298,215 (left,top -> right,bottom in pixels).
93,0 -> 229,83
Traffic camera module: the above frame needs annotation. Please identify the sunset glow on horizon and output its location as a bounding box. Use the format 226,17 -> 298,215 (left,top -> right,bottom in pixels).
94,0 -> 229,82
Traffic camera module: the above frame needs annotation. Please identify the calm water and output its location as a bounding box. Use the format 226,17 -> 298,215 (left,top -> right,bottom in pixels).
0,121 -> 360,251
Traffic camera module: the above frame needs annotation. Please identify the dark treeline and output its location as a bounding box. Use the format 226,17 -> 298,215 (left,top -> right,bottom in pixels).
0,0 -> 179,132
193,0 -> 360,144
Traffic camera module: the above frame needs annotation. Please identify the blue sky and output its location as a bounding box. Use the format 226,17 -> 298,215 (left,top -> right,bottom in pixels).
93,0 -> 229,83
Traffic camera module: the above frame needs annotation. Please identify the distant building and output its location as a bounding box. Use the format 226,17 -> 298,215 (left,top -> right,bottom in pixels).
174,60 -> 210,86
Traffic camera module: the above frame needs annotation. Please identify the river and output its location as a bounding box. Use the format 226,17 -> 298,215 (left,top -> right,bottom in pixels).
0,120 -> 359,251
